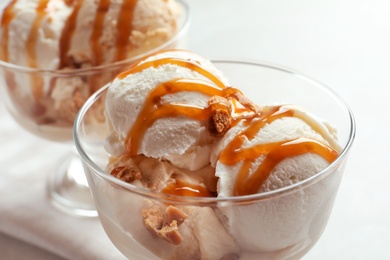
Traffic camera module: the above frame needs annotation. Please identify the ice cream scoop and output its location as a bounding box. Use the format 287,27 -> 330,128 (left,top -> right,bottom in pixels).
0,0 -> 182,133
211,104 -> 341,253
213,104 -> 341,196
105,49 -> 230,170
102,49 -> 342,259
0,0 -> 180,69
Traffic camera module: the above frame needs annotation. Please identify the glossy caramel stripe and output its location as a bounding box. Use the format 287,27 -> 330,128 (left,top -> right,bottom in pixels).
217,106 -> 339,196
90,0 -> 111,66
219,107 -> 289,165
59,0 -> 83,68
118,57 -> 226,89
120,55 -> 340,197
162,179 -> 214,197
234,138 -> 338,196
115,0 -> 137,61
26,0 -> 49,101
27,0 -> 49,68
0,0 -> 17,61
126,79 -> 224,155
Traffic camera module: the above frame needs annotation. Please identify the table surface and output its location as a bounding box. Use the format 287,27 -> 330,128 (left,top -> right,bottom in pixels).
1,0 -> 389,259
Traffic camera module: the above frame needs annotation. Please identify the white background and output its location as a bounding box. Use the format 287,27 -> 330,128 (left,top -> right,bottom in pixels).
186,1 -> 389,259
0,0 -> 389,259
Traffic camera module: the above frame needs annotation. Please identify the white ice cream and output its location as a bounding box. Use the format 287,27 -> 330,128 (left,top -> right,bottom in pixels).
0,0 -> 180,95
64,0 -> 180,67
0,0 -> 182,134
0,0 -> 72,99
103,50 -> 342,259
212,104 -> 341,253
105,50 -> 228,171
213,104 -> 341,195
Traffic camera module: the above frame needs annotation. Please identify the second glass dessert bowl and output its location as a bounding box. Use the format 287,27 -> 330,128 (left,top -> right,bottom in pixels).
74,60 -> 355,259
0,0 -> 190,217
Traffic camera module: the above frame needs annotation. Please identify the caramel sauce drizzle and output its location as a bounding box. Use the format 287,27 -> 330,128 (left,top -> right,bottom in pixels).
118,57 -> 226,89
218,106 -> 339,196
162,179 -> 215,197
59,0 -> 83,68
27,0 -> 49,69
1,0 -> 49,100
233,138 -> 338,196
125,78 -> 235,155
121,55 -> 339,197
27,0 -> 50,100
90,0 -> 110,66
2,0 -> 140,67
0,0 -> 17,62
89,0 -> 138,66
123,57 -> 245,156
115,0 -> 137,62
1,0 -> 140,103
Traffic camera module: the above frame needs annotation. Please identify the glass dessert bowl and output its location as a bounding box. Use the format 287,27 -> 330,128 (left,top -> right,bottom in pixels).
0,0 -> 189,217
74,59 -> 355,259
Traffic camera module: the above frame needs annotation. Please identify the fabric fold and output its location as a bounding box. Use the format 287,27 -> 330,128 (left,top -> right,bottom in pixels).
0,103 -> 126,260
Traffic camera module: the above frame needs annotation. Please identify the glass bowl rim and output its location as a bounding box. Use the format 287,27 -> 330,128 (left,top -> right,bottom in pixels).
73,59 -> 356,205
0,0 -> 190,76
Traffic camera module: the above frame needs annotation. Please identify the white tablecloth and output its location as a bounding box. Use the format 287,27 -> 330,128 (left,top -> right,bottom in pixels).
1,0 -> 390,259
0,102 -> 126,260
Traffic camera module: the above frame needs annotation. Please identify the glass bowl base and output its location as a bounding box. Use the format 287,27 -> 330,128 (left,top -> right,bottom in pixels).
47,153 -> 98,218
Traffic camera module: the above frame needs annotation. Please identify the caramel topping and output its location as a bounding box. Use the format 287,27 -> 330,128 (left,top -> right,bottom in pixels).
118,57 -> 226,89
162,179 -> 215,197
27,0 -> 49,69
1,0 -> 140,102
115,0 -> 137,61
218,106 -> 339,196
125,78 -> 222,155
0,0 -> 17,62
90,0 -> 110,66
120,55 -> 339,197
1,0 -> 49,100
234,138 -> 338,196
28,0 -> 50,101
2,0 -> 139,67
125,78 -> 245,155
90,0 -> 138,66
59,0 -> 83,68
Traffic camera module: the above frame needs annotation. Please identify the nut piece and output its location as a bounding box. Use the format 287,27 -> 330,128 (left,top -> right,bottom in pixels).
142,208 -> 164,238
230,90 -> 261,115
158,221 -> 182,245
110,166 -> 141,183
165,205 -> 187,226
142,205 -> 188,245
109,155 -> 142,183
208,96 -> 232,137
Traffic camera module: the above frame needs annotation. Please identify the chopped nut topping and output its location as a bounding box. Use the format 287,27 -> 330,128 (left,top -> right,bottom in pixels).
230,90 -> 261,115
143,208 -> 164,238
110,166 -> 141,183
142,205 -> 188,245
208,96 -> 232,137
108,154 -> 142,183
165,205 -> 187,226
